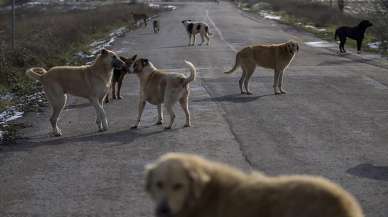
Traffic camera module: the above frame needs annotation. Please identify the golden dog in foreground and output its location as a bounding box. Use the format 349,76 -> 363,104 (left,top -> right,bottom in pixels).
145,153 -> 363,217
225,40 -> 299,95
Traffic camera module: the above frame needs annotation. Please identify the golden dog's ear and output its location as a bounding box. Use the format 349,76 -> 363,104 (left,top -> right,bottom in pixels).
187,166 -> 210,198
145,163 -> 156,192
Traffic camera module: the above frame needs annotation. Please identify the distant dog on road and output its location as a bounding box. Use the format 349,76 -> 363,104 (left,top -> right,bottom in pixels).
145,153 -> 364,217
182,20 -> 212,46
26,49 -> 126,136
335,20 -> 373,54
153,20 -> 160,33
105,55 -> 137,103
225,40 -> 299,95
131,58 -> 197,129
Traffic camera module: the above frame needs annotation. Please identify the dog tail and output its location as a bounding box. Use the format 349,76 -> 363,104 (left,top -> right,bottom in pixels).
224,53 -> 240,74
205,26 -> 213,37
25,67 -> 47,81
334,29 -> 339,41
184,60 -> 197,84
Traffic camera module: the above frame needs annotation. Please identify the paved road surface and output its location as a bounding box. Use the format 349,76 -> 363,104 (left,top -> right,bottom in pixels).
1,1 -> 388,217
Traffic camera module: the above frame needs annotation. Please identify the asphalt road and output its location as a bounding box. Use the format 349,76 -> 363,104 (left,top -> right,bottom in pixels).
1,1 -> 388,217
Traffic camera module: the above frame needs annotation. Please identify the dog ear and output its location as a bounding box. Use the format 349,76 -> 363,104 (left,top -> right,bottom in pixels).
145,163 -> 156,192
131,55 -> 138,61
101,49 -> 108,56
187,165 -> 210,199
297,43 -> 299,52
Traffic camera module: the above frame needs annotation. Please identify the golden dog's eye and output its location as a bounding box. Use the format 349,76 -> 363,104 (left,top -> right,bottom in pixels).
172,183 -> 183,191
156,181 -> 164,189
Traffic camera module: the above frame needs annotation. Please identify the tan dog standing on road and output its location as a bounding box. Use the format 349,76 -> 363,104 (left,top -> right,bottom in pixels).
131,58 -> 197,129
225,40 -> 299,95
145,153 -> 364,217
26,49 -> 126,136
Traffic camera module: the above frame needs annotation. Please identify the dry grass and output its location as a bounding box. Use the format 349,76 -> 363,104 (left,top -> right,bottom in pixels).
0,3 -> 159,96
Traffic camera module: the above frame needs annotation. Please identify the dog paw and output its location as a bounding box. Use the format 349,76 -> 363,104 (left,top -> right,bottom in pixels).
164,126 -> 172,130
280,90 -> 287,94
184,124 -> 191,128
130,125 -> 138,129
241,91 -> 246,95
117,96 -> 123,100
246,92 -> 253,95
155,121 -> 163,125
52,132 -> 62,137
274,92 -> 281,95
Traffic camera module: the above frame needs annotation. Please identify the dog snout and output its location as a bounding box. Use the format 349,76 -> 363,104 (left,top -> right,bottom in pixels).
156,200 -> 171,217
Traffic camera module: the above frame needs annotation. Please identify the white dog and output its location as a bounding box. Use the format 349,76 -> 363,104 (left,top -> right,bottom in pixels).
181,20 -> 212,46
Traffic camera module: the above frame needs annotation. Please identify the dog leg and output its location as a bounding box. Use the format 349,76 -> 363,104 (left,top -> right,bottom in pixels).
117,79 -> 123,99
165,103 -> 176,130
239,70 -> 247,94
193,34 -> 196,46
278,70 -> 287,94
156,104 -> 163,125
243,64 -> 255,95
199,33 -> 205,46
188,34 -> 192,46
205,33 -> 210,46
90,97 -> 108,131
241,62 -> 256,95
357,39 -> 362,54
47,91 -> 67,137
273,70 -> 281,95
132,100 -> 146,129
112,82 -> 117,99
179,95 -> 191,127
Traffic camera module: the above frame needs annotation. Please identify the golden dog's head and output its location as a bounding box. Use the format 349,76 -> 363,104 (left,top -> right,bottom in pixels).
98,49 -> 127,70
285,40 -> 299,55
132,58 -> 155,74
145,153 -> 210,217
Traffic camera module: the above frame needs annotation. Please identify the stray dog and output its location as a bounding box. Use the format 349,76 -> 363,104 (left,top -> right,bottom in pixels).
145,153 -> 364,217
26,49 -> 126,136
181,20 -> 212,46
130,58 -> 196,129
153,20 -> 160,33
132,13 -> 148,26
225,40 -> 299,95
335,20 -> 373,54
105,55 -> 137,103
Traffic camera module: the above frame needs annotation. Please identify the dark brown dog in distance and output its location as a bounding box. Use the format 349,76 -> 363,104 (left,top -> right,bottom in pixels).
105,55 -> 137,103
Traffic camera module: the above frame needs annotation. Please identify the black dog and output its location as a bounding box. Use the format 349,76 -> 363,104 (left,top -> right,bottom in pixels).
105,55 -> 137,103
335,20 -> 372,54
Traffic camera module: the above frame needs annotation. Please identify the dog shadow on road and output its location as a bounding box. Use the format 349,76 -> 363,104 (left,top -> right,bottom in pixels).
347,163 -> 388,182
193,93 -> 273,104
5,128 -> 165,153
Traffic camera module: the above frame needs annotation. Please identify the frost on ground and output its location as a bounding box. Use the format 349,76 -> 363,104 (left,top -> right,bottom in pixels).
305,41 -> 337,48
0,91 -> 46,144
260,11 -> 281,20
304,25 -> 327,32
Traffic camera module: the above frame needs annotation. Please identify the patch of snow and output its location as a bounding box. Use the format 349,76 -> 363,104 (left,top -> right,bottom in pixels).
0,106 -> 24,125
305,41 -> 336,48
368,42 -> 381,49
259,11 -> 281,20
304,25 -> 327,32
